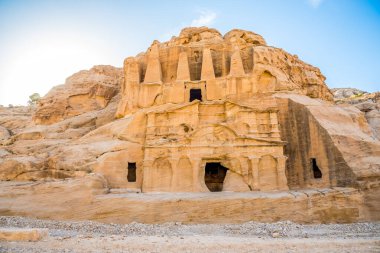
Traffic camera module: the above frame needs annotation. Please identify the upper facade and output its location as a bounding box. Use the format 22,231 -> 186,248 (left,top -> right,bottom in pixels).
116,27 -> 332,117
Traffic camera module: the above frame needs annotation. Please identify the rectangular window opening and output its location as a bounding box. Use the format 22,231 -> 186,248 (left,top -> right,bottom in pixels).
190,88 -> 202,102
310,158 -> 322,179
127,162 -> 137,182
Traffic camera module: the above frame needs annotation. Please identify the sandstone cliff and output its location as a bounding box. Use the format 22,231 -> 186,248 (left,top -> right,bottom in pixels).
0,65 -> 123,181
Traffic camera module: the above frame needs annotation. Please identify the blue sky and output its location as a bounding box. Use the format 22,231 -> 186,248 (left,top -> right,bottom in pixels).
0,0 -> 379,105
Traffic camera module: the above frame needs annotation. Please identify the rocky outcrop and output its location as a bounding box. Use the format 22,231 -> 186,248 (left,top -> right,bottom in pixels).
331,88 -> 368,100
0,106 -> 35,135
0,65 -> 123,181
33,65 -> 123,125
0,126 -> 10,142
332,88 -> 380,140
0,95 -> 121,181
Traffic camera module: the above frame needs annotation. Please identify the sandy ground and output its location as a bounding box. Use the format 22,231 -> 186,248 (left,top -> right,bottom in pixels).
0,216 -> 379,253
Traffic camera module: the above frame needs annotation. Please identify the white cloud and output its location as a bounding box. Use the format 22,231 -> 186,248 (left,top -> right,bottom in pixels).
191,10 -> 217,27
159,10 -> 217,43
308,0 -> 324,8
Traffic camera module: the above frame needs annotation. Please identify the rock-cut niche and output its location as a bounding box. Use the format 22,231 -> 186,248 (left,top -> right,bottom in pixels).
190,88 -> 202,102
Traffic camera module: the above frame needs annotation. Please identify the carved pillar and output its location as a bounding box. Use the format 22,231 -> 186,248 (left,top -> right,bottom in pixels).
127,59 -> 140,84
249,113 -> 258,135
128,60 -> 140,109
176,51 -> 190,81
249,157 -> 260,190
116,58 -> 140,117
201,48 -> 215,80
276,156 -> 289,190
270,112 -> 280,135
141,159 -> 154,193
144,43 -> 162,84
221,50 -> 227,77
238,157 -> 251,188
192,159 -> 207,192
229,48 -> 245,77
168,158 -> 178,192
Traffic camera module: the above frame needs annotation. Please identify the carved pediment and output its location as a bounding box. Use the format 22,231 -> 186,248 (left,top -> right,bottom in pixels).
189,125 -> 238,145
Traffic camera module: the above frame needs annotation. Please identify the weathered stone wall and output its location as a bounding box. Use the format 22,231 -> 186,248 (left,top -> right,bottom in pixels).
276,94 -> 380,193
276,97 -> 357,189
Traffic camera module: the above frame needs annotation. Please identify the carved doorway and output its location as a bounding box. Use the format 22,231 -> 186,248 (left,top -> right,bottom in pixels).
127,162 -> 136,182
204,162 -> 228,192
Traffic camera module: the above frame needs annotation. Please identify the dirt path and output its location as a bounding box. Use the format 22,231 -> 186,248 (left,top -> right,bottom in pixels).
1,216 -> 379,252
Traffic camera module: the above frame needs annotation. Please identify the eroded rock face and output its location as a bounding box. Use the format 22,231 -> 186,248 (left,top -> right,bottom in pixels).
0,65 -> 122,181
33,65 -> 123,125
0,97 -> 122,181
332,89 -> 380,140
0,126 -> 10,142
0,27 -> 379,223
0,106 -> 35,135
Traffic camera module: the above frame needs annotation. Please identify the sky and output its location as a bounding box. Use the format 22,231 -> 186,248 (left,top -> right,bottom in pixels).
0,0 -> 379,105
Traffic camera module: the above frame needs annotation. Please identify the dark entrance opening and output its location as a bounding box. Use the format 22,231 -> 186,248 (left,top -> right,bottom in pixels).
310,158 -> 322,179
204,162 -> 228,192
190,89 -> 202,102
127,162 -> 136,182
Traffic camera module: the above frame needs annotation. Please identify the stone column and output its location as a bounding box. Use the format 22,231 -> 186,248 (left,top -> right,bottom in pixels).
269,112 -> 280,137
128,60 -> 140,109
229,48 -> 245,77
201,48 -> 215,80
168,157 -> 179,192
141,159 -> 154,193
176,51 -> 190,81
192,159 -> 207,192
116,58 -> 140,117
276,156 -> 289,190
144,43 -> 162,84
238,157 -> 252,190
249,113 -> 258,135
127,58 -> 140,84
249,157 -> 260,190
